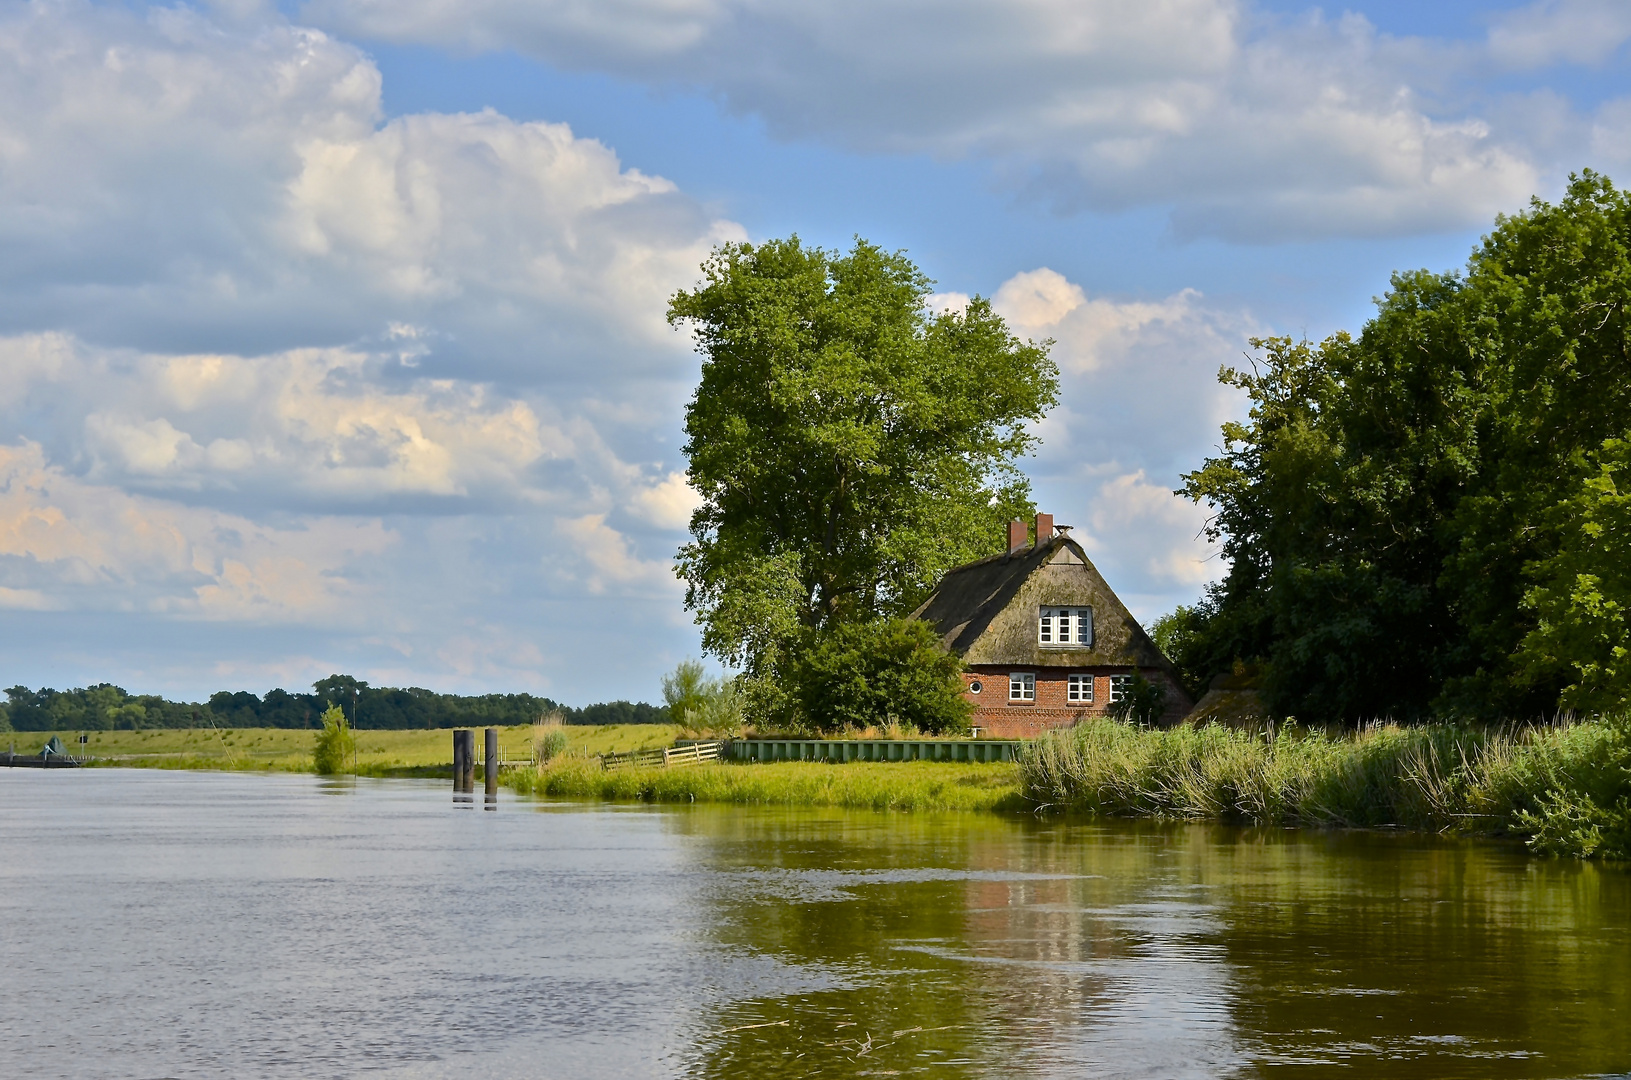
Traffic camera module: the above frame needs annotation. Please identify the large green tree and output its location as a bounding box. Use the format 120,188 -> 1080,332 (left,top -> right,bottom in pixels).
669,237 -> 1058,700
1179,171 -> 1631,722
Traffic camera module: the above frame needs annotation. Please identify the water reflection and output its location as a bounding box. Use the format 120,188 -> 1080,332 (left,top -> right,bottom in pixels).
663,812 -> 1631,1079
0,771 -> 1625,1080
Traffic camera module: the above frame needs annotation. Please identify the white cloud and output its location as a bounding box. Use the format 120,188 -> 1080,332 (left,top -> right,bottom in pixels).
0,586 -> 57,611
995,268 -> 1254,478
1,335 -> 567,509
0,440 -> 395,622
1589,98 -> 1631,174
990,267 -> 1252,616
0,2 -> 740,379
1488,0 -> 1631,69
302,0 -> 1554,240
0,4 -> 734,700
555,513 -> 680,594
1080,472 -> 1216,588
630,471 -> 702,530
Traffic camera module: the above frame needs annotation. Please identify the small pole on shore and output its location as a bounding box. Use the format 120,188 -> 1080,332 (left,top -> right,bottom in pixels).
484,727 -> 498,805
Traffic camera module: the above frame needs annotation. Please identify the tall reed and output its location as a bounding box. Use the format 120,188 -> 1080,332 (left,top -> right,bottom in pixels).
1020,716 -> 1631,859
532,710 -> 569,764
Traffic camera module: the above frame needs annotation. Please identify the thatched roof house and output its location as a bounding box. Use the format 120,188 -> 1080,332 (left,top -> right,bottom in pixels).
910,513 -> 1193,737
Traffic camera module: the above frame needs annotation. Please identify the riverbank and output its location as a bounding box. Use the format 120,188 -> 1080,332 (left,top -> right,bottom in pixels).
506,757 -> 1024,811
14,718 -> 1627,858
14,724 -> 680,775
1021,717 -> 1631,859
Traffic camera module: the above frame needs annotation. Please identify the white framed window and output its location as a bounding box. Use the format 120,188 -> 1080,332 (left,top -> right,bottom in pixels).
1068,674 -> 1094,703
1109,674 -> 1133,703
1039,606 -> 1093,647
1009,672 -> 1035,702
968,680 -> 983,695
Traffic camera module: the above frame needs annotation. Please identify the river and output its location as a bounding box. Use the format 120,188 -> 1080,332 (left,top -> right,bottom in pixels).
1,769 -> 1627,1078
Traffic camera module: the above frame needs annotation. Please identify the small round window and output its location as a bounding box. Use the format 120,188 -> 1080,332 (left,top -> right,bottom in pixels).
969,680 -> 983,694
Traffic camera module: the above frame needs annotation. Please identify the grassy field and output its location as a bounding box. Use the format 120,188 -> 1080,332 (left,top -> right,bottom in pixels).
7,724 -> 683,776
507,757 -> 1024,812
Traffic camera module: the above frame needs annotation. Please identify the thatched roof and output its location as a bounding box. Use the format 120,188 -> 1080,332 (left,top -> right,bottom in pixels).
909,534 -> 1176,671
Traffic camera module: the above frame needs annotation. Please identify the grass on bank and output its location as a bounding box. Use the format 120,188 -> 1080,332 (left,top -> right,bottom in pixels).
1021,717 -> 1631,859
37,724 -> 682,776
505,757 -> 1024,812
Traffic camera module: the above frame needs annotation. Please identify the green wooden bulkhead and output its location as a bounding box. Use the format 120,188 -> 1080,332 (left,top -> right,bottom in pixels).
724,739 -> 1019,763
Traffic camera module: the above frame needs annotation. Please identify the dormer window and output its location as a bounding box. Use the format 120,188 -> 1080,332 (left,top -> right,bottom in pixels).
1039,606 -> 1093,647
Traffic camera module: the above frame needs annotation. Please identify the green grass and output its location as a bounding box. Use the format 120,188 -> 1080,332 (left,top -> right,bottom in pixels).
30,724 -> 682,776
1021,717 -> 1631,859
506,757 -> 1025,812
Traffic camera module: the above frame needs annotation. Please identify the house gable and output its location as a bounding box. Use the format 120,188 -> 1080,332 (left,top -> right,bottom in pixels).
910,533 -> 1173,672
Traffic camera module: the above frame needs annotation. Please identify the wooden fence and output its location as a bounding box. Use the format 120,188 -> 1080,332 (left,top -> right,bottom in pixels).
600,741 -> 726,772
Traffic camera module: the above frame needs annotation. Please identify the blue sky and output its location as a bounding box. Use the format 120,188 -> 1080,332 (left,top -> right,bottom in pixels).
0,0 -> 1628,703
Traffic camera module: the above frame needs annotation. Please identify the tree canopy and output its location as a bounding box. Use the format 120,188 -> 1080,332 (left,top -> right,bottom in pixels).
669,237 -> 1058,709
1176,171 -> 1631,722
1,680 -> 667,731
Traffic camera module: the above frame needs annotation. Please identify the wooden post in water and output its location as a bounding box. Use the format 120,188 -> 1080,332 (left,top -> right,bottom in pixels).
454,729 -> 476,792
484,727 -> 498,800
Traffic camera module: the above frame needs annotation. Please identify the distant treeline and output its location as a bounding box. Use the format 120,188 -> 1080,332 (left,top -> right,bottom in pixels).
0,674 -> 668,732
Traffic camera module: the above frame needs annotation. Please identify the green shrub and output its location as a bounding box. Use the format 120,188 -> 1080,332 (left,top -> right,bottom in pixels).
1106,673 -> 1166,727
788,618 -> 973,735
661,660 -> 745,737
532,718 -> 569,764
312,705 -> 355,775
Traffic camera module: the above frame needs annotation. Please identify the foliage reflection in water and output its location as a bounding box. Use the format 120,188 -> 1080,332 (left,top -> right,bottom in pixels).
664,810 -> 1630,1079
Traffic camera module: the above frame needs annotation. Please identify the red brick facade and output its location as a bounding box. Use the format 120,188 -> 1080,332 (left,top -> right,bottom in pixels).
960,666 -> 1189,738
912,514 -> 1196,738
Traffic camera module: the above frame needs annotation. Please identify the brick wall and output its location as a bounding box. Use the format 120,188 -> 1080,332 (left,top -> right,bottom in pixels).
962,666 -> 1190,735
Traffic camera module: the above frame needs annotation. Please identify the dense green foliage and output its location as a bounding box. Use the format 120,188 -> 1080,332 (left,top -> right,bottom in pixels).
2,679 -> 667,731
1105,673 -> 1167,728
1022,717 -> 1631,859
669,236 -> 1057,719
1178,172 -> 1631,721
311,705 -> 356,775
787,618 -> 974,735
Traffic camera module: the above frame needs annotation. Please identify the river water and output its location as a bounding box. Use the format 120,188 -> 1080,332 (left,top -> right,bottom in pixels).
1,769 -> 1627,1079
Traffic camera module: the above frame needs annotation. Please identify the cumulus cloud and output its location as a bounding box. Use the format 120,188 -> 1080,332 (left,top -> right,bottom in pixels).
0,334 -> 565,511
991,268 -> 1253,615
0,440 -> 395,621
629,471 -> 703,530
0,4 -> 738,699
0,2 -> 739,378
996,268 -> 1254,479
303,0 -> 1559,240
555,513 -> 680,594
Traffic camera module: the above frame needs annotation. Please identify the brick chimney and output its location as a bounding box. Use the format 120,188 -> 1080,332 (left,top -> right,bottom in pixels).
1035,512 -> 1054,546
1007,518 -> 1027,553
